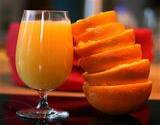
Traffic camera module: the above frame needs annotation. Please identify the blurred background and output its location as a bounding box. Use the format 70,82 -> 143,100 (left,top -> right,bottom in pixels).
0,0 -> 160,61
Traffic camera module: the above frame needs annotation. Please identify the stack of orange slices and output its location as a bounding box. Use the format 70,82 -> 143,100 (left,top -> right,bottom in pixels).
72,11 -> 152,115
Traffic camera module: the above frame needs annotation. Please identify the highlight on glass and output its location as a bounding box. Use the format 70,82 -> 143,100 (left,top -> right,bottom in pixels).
16,10 -> 73,120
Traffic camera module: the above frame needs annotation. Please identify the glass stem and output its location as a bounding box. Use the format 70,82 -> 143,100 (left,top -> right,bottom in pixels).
37,90 -> 49,110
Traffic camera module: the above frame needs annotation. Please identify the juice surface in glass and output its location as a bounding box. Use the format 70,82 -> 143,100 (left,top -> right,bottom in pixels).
16,20 -> 73,90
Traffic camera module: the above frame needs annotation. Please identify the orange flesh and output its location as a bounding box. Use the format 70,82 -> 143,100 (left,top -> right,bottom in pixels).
75,29 -> 135,57
79,44 -> 142,73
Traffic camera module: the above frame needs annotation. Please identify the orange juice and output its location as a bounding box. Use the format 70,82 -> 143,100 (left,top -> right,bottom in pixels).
16,20 -> 73,90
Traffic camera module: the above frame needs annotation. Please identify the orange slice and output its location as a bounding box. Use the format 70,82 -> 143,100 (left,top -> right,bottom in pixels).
79,44 -> 142,73
75,29 -> 135,57
83,59 -> 150,86
75,23 -> 125,44
83,81 -> 152,115
72,11 -> 117,37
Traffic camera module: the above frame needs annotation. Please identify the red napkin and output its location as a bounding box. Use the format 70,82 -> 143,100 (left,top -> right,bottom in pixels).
57,68 -> 84,92
6,23 -> 153,91
6,23 -> 24,86
134,28 -> 153,62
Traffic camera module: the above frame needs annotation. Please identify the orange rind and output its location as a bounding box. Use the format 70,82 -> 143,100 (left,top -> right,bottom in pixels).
72,11 -> 117,38
83,81 -> 152,115
83,59 -> 150,86
79,44 -> 142,73
75,29 -> 135,57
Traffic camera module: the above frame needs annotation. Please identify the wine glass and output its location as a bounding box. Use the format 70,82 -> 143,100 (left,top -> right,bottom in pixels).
15,10 -> 73,120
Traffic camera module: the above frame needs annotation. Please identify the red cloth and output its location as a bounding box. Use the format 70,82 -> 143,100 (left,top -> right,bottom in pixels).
134,28 -> 153,62
57,69 -> 84,92
6,23 -> 24,86
6,23 -> 153,91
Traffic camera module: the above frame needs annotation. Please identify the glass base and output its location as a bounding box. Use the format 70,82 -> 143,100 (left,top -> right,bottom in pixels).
16,108 -> 69,121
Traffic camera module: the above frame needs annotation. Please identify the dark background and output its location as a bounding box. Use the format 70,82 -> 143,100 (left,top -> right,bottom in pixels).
0,0 -> 160,42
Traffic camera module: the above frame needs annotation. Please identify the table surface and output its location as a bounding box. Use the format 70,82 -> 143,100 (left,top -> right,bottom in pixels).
0,94 -> 159,125
1,49 -> 160,125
